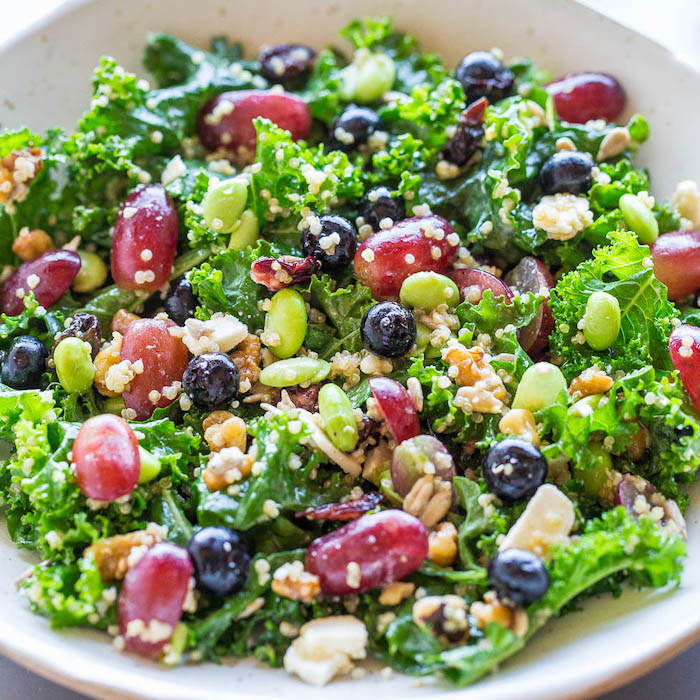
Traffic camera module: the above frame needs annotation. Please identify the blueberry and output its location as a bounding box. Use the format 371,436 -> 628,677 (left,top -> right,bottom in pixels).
455,51 -> 514,104
482,438 -> 547,502
164,277 -> 198,326
301,215 -> 357,270
188,526 -> 250,597
360,302 -> 417,358
328,104 -> 381,152
259,43 -> 316,85
487,548 -> 550,607
1,335 -> 48,389
183,353 -> 239,411
359,187 -> 406,231
539,150 -> 595,195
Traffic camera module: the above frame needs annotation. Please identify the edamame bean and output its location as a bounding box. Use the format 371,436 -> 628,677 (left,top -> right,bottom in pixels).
103,396 -> 126,415
318,383 -> 359,452
73,251 -> 108,293
138,446 -> 162,484
259,357 -> 330,387
573,444 -> 613,500
512,362 -> 566,411
341,50 -> 396,103
582,291 -> 621,350
264,288 -> 307,359
203,177 -> 248,234
619,193 -> 659,244
228,209 -> 259,251
399,272 -> 460,310
53,337 -> 95,394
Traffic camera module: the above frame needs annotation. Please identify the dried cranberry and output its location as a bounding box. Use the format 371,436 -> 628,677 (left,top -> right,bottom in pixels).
250,255 -> 320,291
296,492 -> 384,521
51,312 -> 101,359
259,43 -> 316,85
442,97 -> 488,166
286,383 -> 321,412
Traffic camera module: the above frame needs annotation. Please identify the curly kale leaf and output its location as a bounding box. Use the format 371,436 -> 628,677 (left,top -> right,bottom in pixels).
0,293 -> 66,352
425,508 -> 685,686
549,230 -> 677,380
196,411 -> 349,531
304,274 -> 375,358
248,119 -> 363,234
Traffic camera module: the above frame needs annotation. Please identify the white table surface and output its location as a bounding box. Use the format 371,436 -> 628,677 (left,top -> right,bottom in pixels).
2,1 -> 700,698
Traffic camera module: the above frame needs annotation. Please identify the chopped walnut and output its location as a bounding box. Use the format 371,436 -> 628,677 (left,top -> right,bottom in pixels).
203,411 -> 247,452
499,409 -> 540,446
428,521 -> 458,567
0,147 -> 43,208
469,591 -> 528,638
378,581 -> 416,606
569,367 -> 614,399
204,444 -> 255,492
111,309 -> 141,335
403,475 -> 453,529
412,595 -> 468,644
626,421 -> 649,461
229,333 -> 262,392
93,334 -> 123,397
84,525 -> 165,581
271,560 -> 321,602
11,227 -> 54,262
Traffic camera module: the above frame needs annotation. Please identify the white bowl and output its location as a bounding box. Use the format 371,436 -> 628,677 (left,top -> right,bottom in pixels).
1,1 -> 699,698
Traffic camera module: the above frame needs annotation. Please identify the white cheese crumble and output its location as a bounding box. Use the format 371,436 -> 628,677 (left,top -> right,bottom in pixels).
181,313 -> 248,354
532,193 -> 593,241
161,155 -> 187,186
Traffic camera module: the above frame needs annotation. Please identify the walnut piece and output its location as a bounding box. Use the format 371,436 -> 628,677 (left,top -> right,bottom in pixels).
111,309 -> 141,335
427,521 -> 458,567
569,367 -> 614,399
229,333 -> 262,392
378,581 -> 415,606
93,334 -> 123,397
203,411 -> 247,452
84,526 -> 165,581
271,561 -> 321,602
0,147 -> 43,208
499,408 -> 540,446
11,227 -> 53,262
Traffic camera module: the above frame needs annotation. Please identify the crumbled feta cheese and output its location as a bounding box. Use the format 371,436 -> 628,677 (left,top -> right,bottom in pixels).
161,155 -> 187,186
672,180 -> 700,228
181,313 -> 248,354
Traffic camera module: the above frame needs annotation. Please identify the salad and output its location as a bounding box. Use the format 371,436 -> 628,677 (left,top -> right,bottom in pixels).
1,15 -> 699,688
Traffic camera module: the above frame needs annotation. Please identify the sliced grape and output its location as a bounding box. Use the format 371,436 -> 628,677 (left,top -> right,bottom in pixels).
504,256 -> 555,355
111,185 -> 178,292
2,250 -> 80,316
669,324 -> 700,412
449,268 -> 514,305
354,216 -> 459,297
118,543 -> 193,659
652,230 -> 700,300
546,72 -> 626,123
73,414 -> 140,501
305,510 -> 429,595
368,377 -> 420,444
615,474 -> 686,537
121,319 -> 189,420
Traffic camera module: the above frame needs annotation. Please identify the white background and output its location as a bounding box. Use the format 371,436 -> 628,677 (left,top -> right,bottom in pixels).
1,1 -> 700,698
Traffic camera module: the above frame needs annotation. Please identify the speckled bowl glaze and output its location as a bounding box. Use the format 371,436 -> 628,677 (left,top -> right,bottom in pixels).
0,1 -> 699,698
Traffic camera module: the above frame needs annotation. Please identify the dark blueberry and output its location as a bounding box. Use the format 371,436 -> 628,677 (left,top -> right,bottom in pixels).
359,187 -> 406,231
183,353 -> 239,411
360,302 -> 417,358
539,150 -> 595,195
52,312 -> 101,359
164,276 -> 198,326
487,548 -> 550,607
259,43 -> 316,85
187,526 -> 250,597
1,335 -> 48,389
455,51 -> 515,104
482,438 -> 547,502
301,215 -> 357,270
328,104 -> 380,152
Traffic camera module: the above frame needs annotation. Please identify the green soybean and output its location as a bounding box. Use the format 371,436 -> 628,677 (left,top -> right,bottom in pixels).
512,362 -> 566,412
73,251 -> 108,293
573,444 -> 613,500
228,209 -> 259,251
265,288 -> 308,359
138,446 -> 162,484
318,383 -> 359,452
341,51 -> 396,103
619,193 -> 659,244
203,177 -> 248,234
399,272 -> 460,310
582,291 -> 621,351
260,357 -> 330,387
53,337 -> 95,394
102,396 -> 125,415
